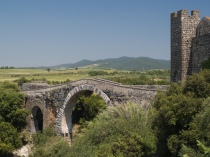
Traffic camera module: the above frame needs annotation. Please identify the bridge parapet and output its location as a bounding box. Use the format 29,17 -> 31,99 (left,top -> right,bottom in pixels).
24,78 -> 168,115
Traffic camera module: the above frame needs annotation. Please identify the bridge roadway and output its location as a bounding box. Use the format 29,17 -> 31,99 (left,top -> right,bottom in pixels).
23,78 -> 168,136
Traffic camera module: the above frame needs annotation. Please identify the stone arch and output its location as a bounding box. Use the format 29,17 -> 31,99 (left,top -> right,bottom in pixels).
31,106 -> 44,133
56,84 -> 112,135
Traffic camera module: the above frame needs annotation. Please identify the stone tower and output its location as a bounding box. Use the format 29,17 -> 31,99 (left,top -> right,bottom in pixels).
171,10 -> 200,82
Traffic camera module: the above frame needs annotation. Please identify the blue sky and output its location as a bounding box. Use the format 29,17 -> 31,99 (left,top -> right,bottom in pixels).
0,0 -> 209,67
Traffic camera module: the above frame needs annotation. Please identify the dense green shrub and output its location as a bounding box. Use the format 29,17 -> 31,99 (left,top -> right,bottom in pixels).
153,70 -> 210,156
69,103 -> 156,157
153,91 -> 203,156
88,70 -> 108,76
0,81 -> 29,156
202,57 -> 210,70
32,126 -> 57,147
30,126 -> 71,157
179,97 -> 210,157
183,73 -> 210,98
0,82 -> 29,130
0,122 -> 22,156
15,77 -> 30,86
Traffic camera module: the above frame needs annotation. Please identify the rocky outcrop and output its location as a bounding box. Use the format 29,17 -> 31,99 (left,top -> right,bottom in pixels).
13,144 -> 32,157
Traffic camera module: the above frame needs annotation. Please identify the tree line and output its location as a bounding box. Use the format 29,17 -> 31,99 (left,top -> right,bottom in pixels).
0,66 -> 15,69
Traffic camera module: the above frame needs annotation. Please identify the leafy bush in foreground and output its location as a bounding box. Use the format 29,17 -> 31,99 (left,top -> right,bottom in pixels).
30,126 -> 71,157
153,70 -> 210,156
0,81 -> 29,156
69,103 -> 156,157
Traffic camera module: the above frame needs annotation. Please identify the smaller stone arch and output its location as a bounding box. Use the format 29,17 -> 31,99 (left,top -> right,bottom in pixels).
31,106 -> 44,133
56,84 -> 112,135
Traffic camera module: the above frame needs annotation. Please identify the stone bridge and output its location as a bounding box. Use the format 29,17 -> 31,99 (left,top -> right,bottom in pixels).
23,78 -> 167,137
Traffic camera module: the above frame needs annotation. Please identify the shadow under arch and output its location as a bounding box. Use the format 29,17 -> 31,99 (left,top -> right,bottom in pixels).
56,84 -> 112,137
31,106 -> 43,133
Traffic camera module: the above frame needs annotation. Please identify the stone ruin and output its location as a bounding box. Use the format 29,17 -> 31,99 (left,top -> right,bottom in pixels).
171,10 -> 210,82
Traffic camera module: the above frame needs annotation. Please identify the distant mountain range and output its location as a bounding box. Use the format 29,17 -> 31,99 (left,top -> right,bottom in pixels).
50,56 -> 170,71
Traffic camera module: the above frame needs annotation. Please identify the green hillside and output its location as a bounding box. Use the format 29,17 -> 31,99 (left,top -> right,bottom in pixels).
53,56 -> 170,70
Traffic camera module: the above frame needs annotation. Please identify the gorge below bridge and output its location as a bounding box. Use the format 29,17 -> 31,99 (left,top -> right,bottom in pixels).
23,78 -> 167,137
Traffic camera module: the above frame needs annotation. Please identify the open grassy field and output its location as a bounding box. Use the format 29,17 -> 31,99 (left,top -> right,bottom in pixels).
0,68 -> 170,85
0,68 -> 117,82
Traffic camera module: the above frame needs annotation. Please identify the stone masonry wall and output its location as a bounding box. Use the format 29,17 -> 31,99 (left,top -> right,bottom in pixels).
171,11 -> 182,82
171,10 -> 200,82
171,10 -> 210,82
22,82 -> 52,91
197,17 -> 210,36
191,33 -> 210,73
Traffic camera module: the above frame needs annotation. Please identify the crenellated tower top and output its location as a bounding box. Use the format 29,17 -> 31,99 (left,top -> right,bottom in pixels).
171,10 -> 200,19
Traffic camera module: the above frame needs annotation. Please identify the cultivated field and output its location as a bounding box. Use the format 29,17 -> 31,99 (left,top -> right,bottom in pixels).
0,68 -> 170,85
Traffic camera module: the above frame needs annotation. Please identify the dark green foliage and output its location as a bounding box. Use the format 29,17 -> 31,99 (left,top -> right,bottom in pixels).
153,70 -> 210,156
0,81 -> 20,92
193,98 -> 210,145
153,92 -> 203,156
0,66 -> 15,69
72,94 -> 107,124
30,126 -> 71,157
202,57 -> 210,70
0,82 -> 29,130
110,132 -> 152,157
179,98 -> 210,156
69,103 -> 156,157
183,73 -> 210,98
201,70 -> 210,83
32,126 -> 57,147
179,141 -> 210,157
0,81 -> 29,156
179,143 -> 202,157
15,77 -> 30,86
0,122 -> 22,156
197,140 -> 210,156
88,70 -> 108,76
